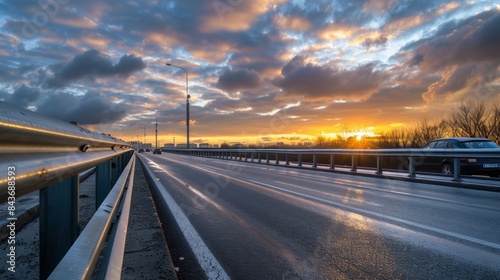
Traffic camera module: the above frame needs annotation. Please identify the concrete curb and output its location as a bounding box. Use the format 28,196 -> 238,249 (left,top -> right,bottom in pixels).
121,155 -> 178,279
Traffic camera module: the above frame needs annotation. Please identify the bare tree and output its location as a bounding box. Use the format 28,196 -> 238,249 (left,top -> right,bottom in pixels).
486,101 -> 500,144
448,98 -> 487,137
375,128 -> 414,148
411,118 -> 448,147
447,98 -> 500,144
314,135 -> 329,148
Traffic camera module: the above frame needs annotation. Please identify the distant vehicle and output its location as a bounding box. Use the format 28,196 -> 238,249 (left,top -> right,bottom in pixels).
137,148 -> 145,153
420,137 -> 500,177
145,148 -> 151,152
153,148 -> 162,154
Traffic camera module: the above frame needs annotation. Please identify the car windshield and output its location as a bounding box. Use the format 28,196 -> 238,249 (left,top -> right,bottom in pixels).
460,141 -> 500,149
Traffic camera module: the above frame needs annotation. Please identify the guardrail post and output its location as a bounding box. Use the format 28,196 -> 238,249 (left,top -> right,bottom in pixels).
351,155 -> 357,172
376,156 -> 383,175
330,154 -> 335,170
96,160 -> 112,209
40,176 -> 80,279
111,156 -> 120,186
408,156 -> 416,178
285,154 -> 290,165
258,152 -> 261,163
251,152 -> 255,162
266,153 -> 270,164
275,153 -> 280,165
453,158 -> 461,182
120,153 -> 125,173
298,154 -> 302,167
313,154 -> 317,168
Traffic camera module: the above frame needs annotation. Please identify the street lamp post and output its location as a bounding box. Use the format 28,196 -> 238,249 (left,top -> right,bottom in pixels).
147,108 -> 158,148
143,122 -> 151,147
166,63 -> 190,148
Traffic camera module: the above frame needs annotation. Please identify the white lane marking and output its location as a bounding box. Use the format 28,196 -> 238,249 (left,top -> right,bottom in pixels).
141,157 -> 231,280
246,179 -> 500,251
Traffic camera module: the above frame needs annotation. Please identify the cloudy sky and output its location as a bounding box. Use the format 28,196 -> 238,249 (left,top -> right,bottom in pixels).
1,0 -> 499,146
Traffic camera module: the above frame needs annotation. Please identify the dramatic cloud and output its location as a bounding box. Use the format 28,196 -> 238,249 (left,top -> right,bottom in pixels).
36,91 -> 129,125
45,49 -> 146,88
216,68 -> 261,92
409,10 -> 500,72
362,34 -> 388,48
0,0 -> 498,144
273,55 -> 385,100
7,84 -> 40,107
403,10 -> 500,102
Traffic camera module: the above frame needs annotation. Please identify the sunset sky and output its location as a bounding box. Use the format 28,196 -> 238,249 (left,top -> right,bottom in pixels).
1,0 -> 499,146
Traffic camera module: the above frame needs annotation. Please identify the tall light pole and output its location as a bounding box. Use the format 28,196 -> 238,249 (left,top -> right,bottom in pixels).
166,63 -> 190,148
147,108 -> 158,148
143,122 -> 151,147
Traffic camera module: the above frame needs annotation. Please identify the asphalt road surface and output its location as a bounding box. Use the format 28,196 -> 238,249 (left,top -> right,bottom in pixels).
139,152 -> 500,280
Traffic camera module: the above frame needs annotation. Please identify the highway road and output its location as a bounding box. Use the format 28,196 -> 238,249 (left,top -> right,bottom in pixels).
139,152 -> 500,280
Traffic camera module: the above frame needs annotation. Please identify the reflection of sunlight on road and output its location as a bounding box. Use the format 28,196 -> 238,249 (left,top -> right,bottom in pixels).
281,186 -> 401,278
303,212 -> 402,278
342,188 -> 365,205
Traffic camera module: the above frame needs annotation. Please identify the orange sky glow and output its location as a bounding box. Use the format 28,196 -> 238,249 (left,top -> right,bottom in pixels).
1,1 -> 499,147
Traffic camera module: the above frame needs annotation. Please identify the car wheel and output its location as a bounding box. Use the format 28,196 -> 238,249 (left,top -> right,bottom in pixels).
441,163 -> 453,175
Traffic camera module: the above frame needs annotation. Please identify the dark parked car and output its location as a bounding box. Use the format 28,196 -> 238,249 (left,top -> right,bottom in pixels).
420,138 -> 500,177
153,148 -> 162,154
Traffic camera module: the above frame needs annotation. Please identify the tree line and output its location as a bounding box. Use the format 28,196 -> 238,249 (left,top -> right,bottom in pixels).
316,98 -> 500,149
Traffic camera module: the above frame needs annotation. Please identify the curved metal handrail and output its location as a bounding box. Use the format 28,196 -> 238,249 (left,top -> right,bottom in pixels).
0,101 -> 133,203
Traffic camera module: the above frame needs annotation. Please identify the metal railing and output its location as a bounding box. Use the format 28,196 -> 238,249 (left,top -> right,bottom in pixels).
49,155 -> 136,279
0,101 -> 134,279
0,101 -> 133,202
167,148 -> 500,183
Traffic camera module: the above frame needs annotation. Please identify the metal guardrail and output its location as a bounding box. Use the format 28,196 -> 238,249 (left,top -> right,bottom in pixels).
49,155 -> 136,279
0,101 -> 135,278
168,148 -> 500,182
0,101 -> 133,202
